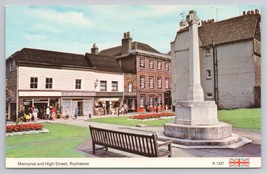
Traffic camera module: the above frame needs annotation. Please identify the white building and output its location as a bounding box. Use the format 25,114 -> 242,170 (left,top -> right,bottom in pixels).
171,10 -> 261,109
85,51 -> 124,115
6,47 -> 124,120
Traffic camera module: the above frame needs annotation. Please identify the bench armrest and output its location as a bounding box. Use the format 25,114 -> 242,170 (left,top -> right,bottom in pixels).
157,140 -> 172,147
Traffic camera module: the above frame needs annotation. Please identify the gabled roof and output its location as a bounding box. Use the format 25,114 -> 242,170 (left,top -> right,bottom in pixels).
199,14 -> 260,46
85,53 -> 123,73
98,41 -> 160,57
176,13 -> 261,47
98,46 -> 121,57
8,48 -> 92,68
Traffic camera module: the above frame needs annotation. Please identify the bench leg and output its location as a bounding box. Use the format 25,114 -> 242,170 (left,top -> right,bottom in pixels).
168,144 -> 172,157
105,146 -> 108,151
92,143 -> 96,154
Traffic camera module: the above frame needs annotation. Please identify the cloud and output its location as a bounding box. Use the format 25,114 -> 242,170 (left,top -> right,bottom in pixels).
23,34 -> 47,42
34,23 -> 60,33
26,7 -> 93,29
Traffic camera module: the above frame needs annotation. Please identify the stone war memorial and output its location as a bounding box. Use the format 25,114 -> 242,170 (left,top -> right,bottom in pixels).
163,10 -> 251,148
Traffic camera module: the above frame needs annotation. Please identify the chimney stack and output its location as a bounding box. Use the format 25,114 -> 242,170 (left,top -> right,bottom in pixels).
255,9 -> 259,14
201,19 -> 215,25
91,43 -> 98,55
243,9 -> 260,16
121,31 -> 132,55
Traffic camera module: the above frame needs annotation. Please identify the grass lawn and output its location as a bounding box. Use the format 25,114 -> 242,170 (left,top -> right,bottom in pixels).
90,108 -> 261,130
218,108 -> 261,130
6,123 -> 89,158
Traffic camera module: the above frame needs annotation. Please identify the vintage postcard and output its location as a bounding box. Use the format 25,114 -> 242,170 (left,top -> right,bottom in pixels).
5,4 -> 261,168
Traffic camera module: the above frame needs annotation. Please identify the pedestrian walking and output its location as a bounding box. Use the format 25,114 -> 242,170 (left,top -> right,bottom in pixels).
123,103 -> 128,115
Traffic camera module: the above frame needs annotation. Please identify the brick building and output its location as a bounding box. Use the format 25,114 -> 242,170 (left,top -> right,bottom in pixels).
99,32 -> 172,112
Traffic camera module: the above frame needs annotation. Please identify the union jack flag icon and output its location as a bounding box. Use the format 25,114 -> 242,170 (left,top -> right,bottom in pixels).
229,158 -> 250,168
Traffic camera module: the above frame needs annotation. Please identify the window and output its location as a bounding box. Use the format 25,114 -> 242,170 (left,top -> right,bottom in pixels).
206,93 -> 213,98
112,81 -> 118,91
140,76 -> 145,88
157,94 -> 162,106
30,77 -> 38,89
100,81 -> 107,91
9,60 -> 16,71
157,61 -> 162,70
149,76 -> 154,89
140,95 -> 146,107
165,62 -> 169,71
46,78 -> 53,89
140,57 -> 145,68
206,69 -> 212,79
205,48 -> 211,56
157,77 -> 162,89
75,79 -> 82,89
149,59 -> 154,69
149,95 -> 154,107
128,83 -> 133,92
165,78 -> 169,89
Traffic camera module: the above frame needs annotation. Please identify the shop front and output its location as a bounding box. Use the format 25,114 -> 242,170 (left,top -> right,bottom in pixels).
61,97 -> 93,117
124,97 -> 137,112
19,97 -> 60,119
94,97 -> 122,115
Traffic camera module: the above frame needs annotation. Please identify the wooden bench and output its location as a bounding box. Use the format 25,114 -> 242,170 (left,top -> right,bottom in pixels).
89,125 -> 172,157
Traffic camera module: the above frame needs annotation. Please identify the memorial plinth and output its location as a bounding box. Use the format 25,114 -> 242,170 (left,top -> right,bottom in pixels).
163,10 -> 251,148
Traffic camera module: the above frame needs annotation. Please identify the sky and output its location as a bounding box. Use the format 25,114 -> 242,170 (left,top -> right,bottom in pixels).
6,4 -> 261,58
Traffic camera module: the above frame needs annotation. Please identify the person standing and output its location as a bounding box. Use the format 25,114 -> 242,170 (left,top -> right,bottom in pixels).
18,109 -> 25,122
25,108 -> 31,122
33,106 -> 39,122
74,106 -> 79,119
46,106 -> 50,120
51,106 -> 57,120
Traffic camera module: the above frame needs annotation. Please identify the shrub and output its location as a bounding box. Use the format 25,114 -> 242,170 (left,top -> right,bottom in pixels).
131,112 -> 175,120
6,123 -> 43,133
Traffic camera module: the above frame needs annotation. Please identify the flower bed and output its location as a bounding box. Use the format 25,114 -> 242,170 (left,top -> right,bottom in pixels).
6,123 -> 44,133
130,112 -> 175,120
6,123 -> 49,137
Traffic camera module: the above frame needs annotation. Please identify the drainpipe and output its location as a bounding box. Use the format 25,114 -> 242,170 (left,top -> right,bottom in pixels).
212,39 -> 219,108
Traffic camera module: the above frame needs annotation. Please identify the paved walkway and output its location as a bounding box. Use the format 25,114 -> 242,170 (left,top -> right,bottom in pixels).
44,115 -> 261,158
8,115 -> 260,158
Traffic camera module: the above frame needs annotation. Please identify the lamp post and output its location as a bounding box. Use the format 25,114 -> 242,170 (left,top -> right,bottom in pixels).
154,95 -> 158,113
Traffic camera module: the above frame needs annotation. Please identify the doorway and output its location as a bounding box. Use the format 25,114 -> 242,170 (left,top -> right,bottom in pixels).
78,101 -> 83,116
